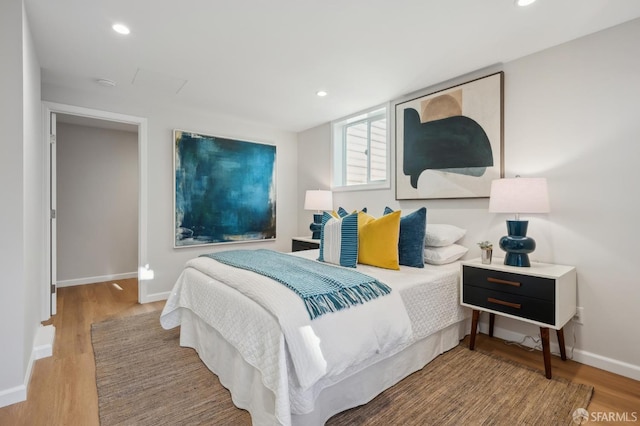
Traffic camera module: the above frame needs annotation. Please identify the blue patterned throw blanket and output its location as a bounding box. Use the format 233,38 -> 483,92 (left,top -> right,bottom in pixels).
203,249 -> 392,320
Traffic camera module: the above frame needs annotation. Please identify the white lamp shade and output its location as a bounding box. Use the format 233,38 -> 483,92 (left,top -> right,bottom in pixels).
489,178 -> 550,214
304,190 -> 333,211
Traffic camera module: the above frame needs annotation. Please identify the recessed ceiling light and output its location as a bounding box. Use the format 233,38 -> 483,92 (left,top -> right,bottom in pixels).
112,23 -> 130,35
515,0 -> 536,6
316,90 -> 328,97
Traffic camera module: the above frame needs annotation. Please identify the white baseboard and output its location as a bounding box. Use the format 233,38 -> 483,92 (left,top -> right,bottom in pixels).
0,383 -> 26,409
34,325 -> 55,360
571,348 -> 640,381
0,325 -> 55,408
481,322 -> 640,381
57,272 -> 137,288
140,290 -> 170,304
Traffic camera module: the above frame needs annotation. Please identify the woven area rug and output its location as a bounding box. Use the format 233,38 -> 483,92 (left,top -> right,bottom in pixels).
92,311 -> 593,425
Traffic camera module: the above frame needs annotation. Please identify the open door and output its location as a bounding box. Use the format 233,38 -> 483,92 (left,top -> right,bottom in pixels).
50,112 -> 57,315
43,101 -> 149,312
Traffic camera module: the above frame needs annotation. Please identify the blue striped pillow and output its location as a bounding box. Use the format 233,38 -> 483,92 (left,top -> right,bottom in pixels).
337,206 -> 367,217
318,211 -> 358,267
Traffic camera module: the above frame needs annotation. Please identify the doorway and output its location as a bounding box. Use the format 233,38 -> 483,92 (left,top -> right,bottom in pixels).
43,102 -> 148,319
56,115 -> 138,289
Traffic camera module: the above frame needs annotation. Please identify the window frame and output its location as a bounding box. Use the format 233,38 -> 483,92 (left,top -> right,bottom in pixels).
331,103 -> 391,192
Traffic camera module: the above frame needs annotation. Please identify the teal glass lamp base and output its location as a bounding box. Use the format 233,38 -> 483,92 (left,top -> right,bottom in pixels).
499,220 -> 536,267
309,213 -> 323,239
503,252 -> 532,267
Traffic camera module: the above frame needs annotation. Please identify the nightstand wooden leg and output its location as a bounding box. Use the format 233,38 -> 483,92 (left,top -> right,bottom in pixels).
557,328 -> 567,361
469,310 -> 480,350
489,313 -> 495,337
540,327 -> 552,379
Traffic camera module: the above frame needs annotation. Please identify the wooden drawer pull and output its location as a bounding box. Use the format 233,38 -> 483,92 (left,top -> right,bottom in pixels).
487,297 -> 521,309
487,277 -> 521,287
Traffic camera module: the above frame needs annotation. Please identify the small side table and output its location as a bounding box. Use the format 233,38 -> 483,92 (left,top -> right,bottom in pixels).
292,236 -> 320,252
460,258 -> 576,379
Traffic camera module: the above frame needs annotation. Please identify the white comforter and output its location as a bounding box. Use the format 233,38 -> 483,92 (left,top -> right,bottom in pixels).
160,254 -> 413,423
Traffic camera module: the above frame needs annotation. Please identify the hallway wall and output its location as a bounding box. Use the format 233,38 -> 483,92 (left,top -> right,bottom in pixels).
56,123 -> 138,285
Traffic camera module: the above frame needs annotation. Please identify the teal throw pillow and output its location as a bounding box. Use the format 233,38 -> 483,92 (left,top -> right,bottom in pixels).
384,207 -> 427,268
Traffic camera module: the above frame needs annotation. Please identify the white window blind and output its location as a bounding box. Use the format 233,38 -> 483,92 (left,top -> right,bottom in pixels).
332,105 -> 389,190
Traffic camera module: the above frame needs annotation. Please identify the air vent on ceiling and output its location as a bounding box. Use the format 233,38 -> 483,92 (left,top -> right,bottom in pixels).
131,68 -> 188,94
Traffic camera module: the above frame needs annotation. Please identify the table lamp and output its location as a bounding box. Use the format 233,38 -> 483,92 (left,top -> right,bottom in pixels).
489,177 -> 550,267
304,190 -> 333,239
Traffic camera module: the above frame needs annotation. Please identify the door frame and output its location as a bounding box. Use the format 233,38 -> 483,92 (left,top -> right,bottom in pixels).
42,101 -> 149,320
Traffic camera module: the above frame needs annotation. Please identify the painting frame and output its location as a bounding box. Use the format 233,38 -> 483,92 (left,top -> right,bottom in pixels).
394,72 -> 504,200
173,129 -> 277,248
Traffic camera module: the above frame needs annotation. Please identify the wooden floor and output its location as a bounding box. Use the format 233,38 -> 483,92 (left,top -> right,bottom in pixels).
0,279 -> 164,426
1,280 -> 638,425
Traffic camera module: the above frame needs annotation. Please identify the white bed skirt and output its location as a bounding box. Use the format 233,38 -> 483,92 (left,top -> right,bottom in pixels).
178,309 -> 470,426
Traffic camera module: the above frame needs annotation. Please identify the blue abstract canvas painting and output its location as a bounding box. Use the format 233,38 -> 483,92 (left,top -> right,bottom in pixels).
174,130 -> 276,247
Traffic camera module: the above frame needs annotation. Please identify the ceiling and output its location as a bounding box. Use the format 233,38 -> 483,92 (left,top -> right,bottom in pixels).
25,0 -> 640,133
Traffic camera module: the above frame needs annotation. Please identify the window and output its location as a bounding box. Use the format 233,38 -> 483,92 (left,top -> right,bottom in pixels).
332,105 -> 389,190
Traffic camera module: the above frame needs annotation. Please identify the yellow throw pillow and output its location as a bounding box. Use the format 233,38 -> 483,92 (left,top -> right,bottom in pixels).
357,210 -> 401,270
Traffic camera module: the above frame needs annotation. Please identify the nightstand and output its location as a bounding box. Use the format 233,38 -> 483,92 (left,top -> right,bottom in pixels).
460,258 -> 576,379
292,236 -> 320,252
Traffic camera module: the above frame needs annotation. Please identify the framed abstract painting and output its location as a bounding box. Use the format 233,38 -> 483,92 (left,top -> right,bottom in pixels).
174,130 -> 277,247
395,72 -> 504,200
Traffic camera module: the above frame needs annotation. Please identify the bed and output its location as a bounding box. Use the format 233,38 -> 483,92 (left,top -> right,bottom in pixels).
160,248 -> 470,425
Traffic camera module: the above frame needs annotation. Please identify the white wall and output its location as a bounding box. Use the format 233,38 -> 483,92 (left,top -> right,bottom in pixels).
0,0 -> 44,407
22,0 -> 44,375
41,89 -> 299,301
297,19 -> 640,379
56,123 -> 138,284
0,0 -> 27,400
501,18 -> 640,376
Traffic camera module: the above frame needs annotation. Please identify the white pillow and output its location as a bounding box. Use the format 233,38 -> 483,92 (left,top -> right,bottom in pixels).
425,224 -> 466,247
424,244 -> 468,265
